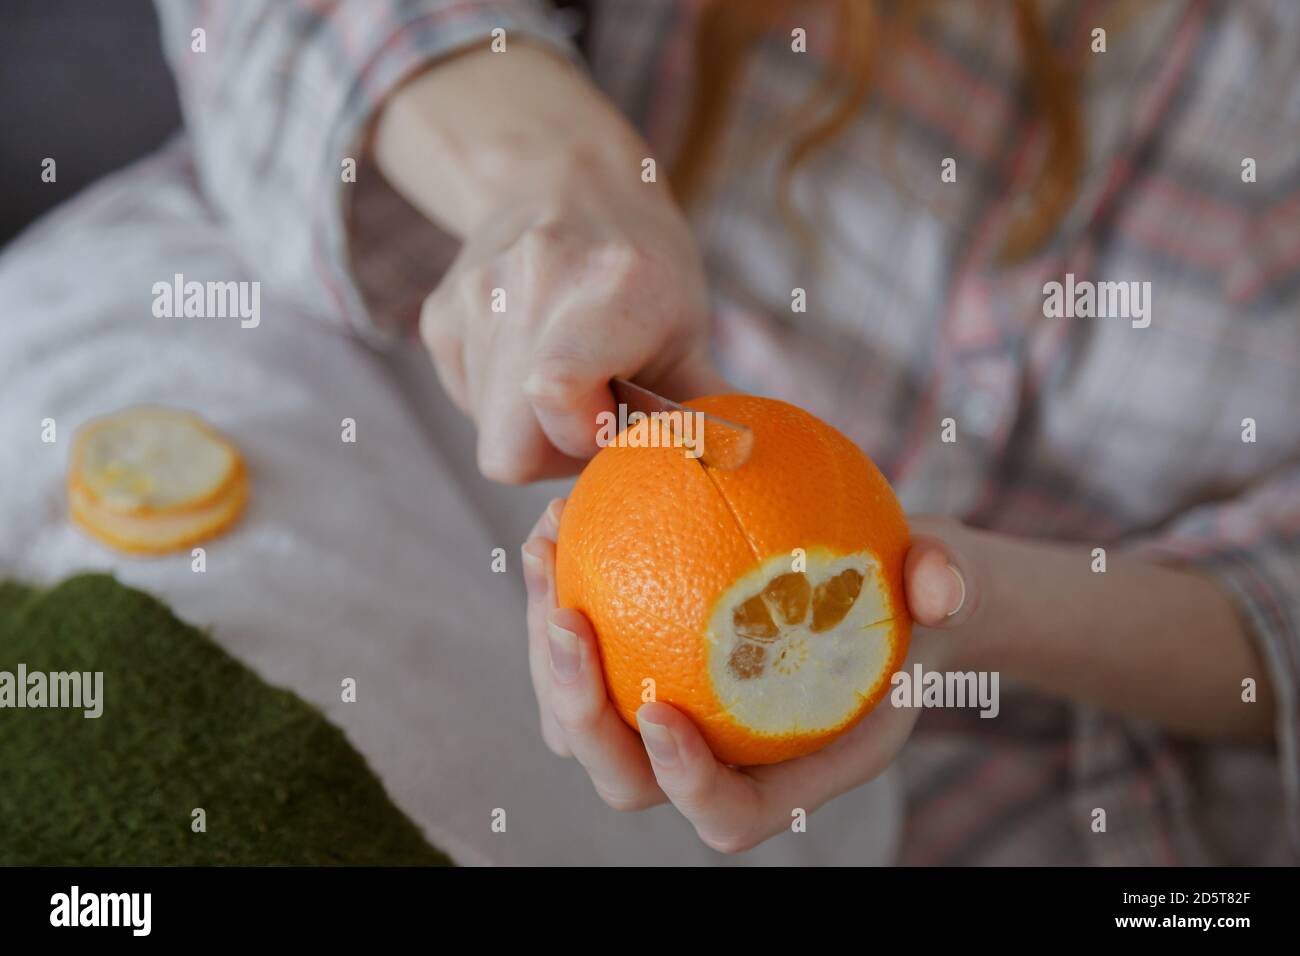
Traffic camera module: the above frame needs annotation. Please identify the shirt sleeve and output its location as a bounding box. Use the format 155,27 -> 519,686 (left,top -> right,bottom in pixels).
153,0 -> 578,344
1124,460 -> 1300,846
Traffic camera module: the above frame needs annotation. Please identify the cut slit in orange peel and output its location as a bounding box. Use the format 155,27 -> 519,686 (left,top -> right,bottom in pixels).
67,407 -> 248,555
556,393 -> 911,767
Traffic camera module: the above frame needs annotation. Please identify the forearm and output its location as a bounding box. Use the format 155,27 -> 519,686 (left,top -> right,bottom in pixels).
372,42 -> 657,236
949,526 -> 1275,742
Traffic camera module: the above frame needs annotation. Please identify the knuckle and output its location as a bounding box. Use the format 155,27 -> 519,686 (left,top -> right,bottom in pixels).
419,289 -> 448,330
541,726 -> 572,759
551,695 -> 602,736
599,241 -> 667,297
476,444 -> 531,486
668,768 -> 719,813
548,740 -> 574,759
420,313 -> 459,359
594,238 -> 642,275
594,785 -> 651,812
522,354 -> 587,408
531,219 -> 571,245
458,263 -> 497,305
698,828 -> 755,855
516,221 -> 571,266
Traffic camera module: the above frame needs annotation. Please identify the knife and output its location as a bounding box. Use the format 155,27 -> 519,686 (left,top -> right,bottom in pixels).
609,377 -> 753,470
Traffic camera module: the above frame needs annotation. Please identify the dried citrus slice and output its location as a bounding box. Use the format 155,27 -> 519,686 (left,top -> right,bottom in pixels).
69,465 -> 248,555
556,393 -> 911,766
69,407 -> 240,515
67,407 -> 249,555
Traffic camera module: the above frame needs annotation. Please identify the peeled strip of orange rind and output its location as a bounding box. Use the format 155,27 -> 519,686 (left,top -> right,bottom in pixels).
69,407 -> 241,517
69,465 -> 248,556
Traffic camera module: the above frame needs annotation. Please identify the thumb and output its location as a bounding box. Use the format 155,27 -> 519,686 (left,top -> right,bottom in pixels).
524,358 -> 614,461
904,529 -> 979,628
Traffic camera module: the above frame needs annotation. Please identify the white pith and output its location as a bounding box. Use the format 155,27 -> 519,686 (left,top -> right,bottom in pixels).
705,550 -> 894,736
77,410 -> 236,510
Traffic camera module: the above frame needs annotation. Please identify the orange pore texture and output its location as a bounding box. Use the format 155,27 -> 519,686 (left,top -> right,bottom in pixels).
555,393 -> 911,766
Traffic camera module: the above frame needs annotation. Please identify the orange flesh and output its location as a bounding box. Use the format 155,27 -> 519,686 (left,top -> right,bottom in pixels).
726,567 -> 866,681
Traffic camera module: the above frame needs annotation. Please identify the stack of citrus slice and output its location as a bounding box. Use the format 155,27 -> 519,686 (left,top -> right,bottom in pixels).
67,407 -> 248,555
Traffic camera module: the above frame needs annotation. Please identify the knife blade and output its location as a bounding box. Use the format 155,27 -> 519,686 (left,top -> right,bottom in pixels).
609,377 -> 753,470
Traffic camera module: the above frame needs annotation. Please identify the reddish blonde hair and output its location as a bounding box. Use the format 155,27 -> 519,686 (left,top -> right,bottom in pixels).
670,0 -> 1085,262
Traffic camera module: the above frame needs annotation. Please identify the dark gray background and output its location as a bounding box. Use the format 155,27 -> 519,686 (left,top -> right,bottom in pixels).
0,0 -> 181,247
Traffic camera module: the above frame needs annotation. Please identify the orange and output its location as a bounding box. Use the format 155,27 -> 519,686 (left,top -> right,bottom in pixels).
556,393 -> 910,766
67,407 -> 249,555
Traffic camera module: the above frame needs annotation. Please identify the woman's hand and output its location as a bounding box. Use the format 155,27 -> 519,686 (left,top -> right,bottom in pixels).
520,495 -> 1271,855
520,500 -> 972,854
419,175 -> 721,483
375,43 -> 725,484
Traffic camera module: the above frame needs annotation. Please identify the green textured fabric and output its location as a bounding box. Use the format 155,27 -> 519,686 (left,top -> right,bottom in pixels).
0,574 -> 451,866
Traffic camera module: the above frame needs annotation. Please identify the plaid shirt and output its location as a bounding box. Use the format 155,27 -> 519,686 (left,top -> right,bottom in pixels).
157,0 -> 1300,864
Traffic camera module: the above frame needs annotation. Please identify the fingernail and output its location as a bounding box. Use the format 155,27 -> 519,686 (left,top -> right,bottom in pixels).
640,717 -> 678,766
547,619 -> 580,683
521,542 -> 545,597
945,564 -> 967,618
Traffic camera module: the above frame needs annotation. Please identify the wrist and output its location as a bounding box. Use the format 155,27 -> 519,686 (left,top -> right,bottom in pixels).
943,529 -> 1090,678
373,42 -> 657,235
